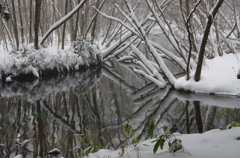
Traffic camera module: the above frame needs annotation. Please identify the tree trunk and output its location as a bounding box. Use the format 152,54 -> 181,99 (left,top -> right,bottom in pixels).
194,0 -> 225,82
214,19 -> 223,56
184,0 -> 201,80
29,0 -> 33,43
1,19 -> 9,51
51,0 -> 56,46
34,0 -> 42,49
80,3 -> 86,36
11,0 -> 19,50
101,5 -> 115,45
22,0 -> 28,43
90,0 -> 100,42
84,0 -> 107,39
74,0 -> 81,41
194,101 -> 203,133
69,0 -> 75,43
18,0 -> 24,43
61,0 -> 68,50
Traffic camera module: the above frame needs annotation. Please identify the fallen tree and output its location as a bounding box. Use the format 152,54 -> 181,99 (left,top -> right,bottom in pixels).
98,0 -> 234,88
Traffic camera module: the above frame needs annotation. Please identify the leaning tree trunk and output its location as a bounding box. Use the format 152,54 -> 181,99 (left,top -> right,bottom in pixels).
194,0 -> 225,82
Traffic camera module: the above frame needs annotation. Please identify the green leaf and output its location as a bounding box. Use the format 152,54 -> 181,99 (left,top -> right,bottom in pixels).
218,108 -> 231,119
122,121 -> 135,136
151,139 -> 158,143
95,142 -> 103,147
58,138 -> 66,146
218,109 -> 225,118
106,143 -> 111,150
69,147 -> 74,151
168,142 -> 172,147
132,137 -> 139,144
172,145 -> 182,153
163,126 -> 168,132
83,149 -> 90,157
153,140 -> 161,153
147,118 -> 155,139
159,139 -> 166,150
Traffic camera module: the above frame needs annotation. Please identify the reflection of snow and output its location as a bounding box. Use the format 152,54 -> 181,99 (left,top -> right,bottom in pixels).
0,68 -> 101,99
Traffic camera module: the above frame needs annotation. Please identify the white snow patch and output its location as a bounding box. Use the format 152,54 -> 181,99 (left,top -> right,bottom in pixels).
6,77 -> 11,82
31,66 -> 39,78
13,155 -> 22,158
175,54 -> 240,95
89,127 -> 240,158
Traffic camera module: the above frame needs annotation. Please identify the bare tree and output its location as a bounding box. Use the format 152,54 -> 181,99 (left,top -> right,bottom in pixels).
194,0 -> 225,82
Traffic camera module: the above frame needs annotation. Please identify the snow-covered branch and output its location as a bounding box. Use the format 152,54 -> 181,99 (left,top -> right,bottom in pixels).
39,0 -> 87,46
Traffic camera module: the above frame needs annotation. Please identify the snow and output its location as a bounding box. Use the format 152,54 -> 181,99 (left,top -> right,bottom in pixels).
175,53 -> 240,95
5,76 -> 11,82
89,127 -> 240,158
0,39 -> 101,80
13,155 -> 22,158
31,66 -> 39,78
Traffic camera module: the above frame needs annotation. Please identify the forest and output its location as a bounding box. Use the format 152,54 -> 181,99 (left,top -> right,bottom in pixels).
0,0 -> 240,89
1,1 -> 240,158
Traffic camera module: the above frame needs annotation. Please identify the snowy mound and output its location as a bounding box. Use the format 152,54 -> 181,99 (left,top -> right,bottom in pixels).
88,127 -> 240,158
175,53 -> 240,95
0,40 -> 102,82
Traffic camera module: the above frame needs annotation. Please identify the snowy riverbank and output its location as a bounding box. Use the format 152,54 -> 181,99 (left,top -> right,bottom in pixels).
175,53 -> 240,96
0,39 -> 102,82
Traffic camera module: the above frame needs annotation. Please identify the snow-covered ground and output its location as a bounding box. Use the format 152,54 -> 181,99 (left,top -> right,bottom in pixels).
175,53 -> 240,96
89,127 -> 240,158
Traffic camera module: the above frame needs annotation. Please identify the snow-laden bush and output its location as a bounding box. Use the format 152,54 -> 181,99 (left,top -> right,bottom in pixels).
71,36 -> 102,67
0,39 -> 102,81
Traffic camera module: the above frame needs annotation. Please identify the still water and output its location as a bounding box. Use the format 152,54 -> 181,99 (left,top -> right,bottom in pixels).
0,61 -> 240,158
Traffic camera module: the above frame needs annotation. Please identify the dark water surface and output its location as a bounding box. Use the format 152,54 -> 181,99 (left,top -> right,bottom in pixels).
0,62 -> 240,158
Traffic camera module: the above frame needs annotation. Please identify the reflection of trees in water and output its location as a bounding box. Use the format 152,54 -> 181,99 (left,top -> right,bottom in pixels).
0,65 -> 240,157
131,88 -> 240,136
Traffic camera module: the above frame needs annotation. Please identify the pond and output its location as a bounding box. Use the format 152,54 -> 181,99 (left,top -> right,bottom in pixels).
0,61 -> 240,158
